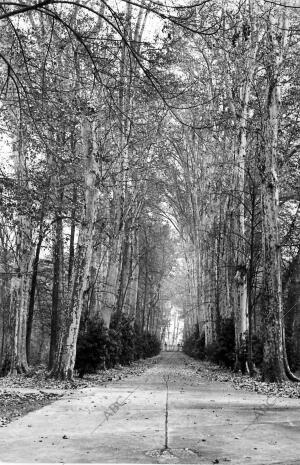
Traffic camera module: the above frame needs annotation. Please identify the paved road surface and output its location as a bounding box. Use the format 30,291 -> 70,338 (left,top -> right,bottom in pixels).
1,352 -> 300,464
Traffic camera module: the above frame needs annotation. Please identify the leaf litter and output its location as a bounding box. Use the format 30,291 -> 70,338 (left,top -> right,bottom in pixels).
0,390 -> 62,427
2,354 -> 299,429
0,356 -> 160,427
188,359 -> 300,399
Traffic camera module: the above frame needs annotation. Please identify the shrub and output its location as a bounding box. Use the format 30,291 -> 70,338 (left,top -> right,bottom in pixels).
183,324 -> 205,360
183,318 -> 235,368
285,331 -> 300,372
141,332 -> 161,358
205,317 -> 235,368
75,313 -> 161,377
183,318 -> 266,372
75,316 -> 107,378
114,313 -> 135,366
133,323 -> 144,359
250,334 -> 263,367
133,323 -> 161,359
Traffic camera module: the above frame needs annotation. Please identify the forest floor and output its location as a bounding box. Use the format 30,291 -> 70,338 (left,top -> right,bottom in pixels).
1,352 -> 300,464
1,352 -> 300,429
0,357 -> 159,428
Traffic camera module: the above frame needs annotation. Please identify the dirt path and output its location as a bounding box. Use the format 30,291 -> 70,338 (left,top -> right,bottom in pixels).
0,352 -> 300,464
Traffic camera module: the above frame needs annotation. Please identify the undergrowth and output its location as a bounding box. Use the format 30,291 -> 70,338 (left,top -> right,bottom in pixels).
75,313 -> 161,378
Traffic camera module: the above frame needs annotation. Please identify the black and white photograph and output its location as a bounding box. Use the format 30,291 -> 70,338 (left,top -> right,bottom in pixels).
1,1 -> 300,464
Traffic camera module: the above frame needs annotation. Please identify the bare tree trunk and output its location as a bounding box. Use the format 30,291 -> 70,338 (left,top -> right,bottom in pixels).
48,202 -> 65,371
50,117 -> 99,380
68,184 -> 77,285
228,25 -> 260,363
0,127 -> 35,375
101,233 -> 123,327
26,220 -> 44,363
116,224 -> 131,317
260,5 -> 288,382
0,227 -> 12,371
125,228 -> 140,318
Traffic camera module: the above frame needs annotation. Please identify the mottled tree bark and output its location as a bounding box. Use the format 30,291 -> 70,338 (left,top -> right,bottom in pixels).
50,117 -> 99,380
0,128 -> 35,376
260,5 -> 288,382
48,203 -> 65,371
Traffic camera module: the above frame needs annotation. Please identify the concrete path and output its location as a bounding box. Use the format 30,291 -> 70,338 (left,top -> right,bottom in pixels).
1,352 -> 300,464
